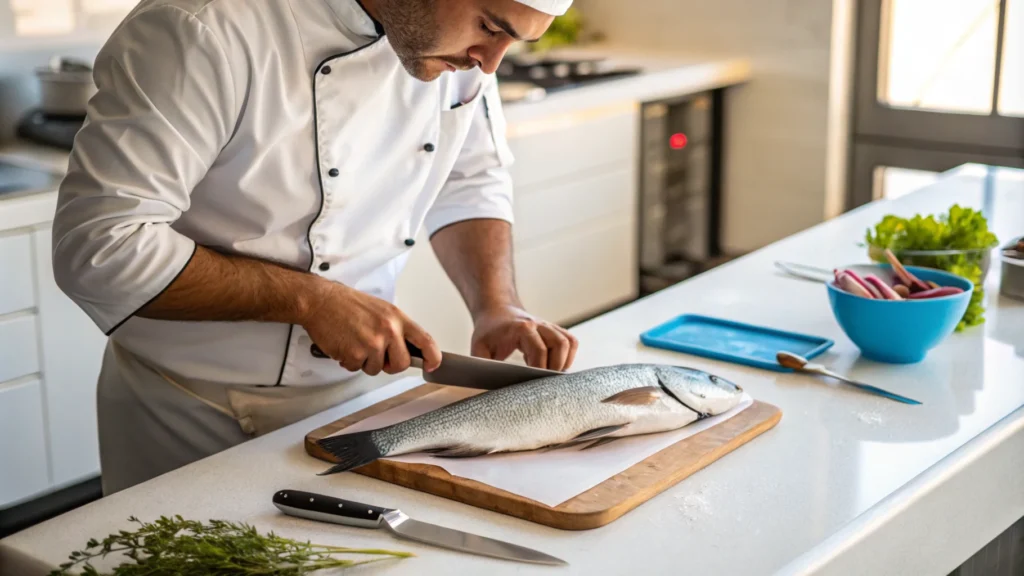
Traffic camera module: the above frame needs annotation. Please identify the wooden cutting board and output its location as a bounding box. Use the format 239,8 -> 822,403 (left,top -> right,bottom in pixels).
305,384 -> 781,530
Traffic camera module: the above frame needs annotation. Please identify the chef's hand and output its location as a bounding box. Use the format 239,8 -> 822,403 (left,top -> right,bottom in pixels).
471,305 -> 578,371
302,281 -> 442,376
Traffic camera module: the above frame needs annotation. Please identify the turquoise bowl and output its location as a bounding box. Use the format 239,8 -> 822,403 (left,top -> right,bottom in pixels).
826,264 -> 973,364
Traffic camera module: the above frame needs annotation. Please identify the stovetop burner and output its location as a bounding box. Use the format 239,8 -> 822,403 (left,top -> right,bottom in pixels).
496,57 -> 641,95
17,109 -> 85,150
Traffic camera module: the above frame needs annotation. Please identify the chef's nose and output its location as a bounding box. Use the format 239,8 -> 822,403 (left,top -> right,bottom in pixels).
469,38 -> 515,75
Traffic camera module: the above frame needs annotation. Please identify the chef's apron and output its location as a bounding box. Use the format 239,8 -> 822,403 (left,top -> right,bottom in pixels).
96,339 -> 384,495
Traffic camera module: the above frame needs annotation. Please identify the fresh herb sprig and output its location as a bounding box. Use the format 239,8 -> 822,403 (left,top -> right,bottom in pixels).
864,204 -> 998,330
49,515 -> 411,576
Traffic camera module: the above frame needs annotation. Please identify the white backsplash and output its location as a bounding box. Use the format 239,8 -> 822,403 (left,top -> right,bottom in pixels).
576,0 -> 844,254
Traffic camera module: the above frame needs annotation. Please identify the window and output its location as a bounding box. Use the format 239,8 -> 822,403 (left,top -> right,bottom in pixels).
879,0 -> 999,114
877,0 -> 1024,116
8,0 -> 136,37
849,0 -> 1024,208
1000,0 -> 1023,115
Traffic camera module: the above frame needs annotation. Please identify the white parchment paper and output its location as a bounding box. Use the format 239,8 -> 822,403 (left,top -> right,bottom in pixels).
329,383 -> 754,507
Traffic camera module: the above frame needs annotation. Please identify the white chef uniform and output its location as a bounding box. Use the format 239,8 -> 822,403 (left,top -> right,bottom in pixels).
50,0 -> 580,495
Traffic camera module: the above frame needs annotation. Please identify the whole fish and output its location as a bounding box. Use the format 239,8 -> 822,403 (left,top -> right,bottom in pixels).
316,364 -> 744,475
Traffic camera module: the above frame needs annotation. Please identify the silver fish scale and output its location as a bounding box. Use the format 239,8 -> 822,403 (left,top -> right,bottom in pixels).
369,364 -> 738,457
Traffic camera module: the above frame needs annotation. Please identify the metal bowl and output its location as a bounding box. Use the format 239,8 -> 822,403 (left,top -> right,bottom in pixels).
1000,236 -> 1024,302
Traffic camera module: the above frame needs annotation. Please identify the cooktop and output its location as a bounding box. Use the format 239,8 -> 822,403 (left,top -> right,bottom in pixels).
17,109 -> 85,151
496,56 -> 641,95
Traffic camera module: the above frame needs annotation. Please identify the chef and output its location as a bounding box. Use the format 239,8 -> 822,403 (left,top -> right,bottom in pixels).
52,0 -> 577,495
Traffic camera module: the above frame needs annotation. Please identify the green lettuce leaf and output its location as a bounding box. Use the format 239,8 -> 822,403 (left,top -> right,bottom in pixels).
864,204 -> 998,331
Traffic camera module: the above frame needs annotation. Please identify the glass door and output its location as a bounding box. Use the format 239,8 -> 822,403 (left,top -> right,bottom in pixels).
850,0 -> 1024,205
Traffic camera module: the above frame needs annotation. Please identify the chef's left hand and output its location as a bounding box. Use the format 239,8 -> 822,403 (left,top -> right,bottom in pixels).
471,305 -> 578,371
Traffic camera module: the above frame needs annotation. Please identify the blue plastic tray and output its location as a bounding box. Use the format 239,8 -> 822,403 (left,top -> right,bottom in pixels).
639,314 -> 834,372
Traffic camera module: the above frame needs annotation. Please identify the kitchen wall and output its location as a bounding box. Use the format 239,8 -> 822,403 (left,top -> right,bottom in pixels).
577,0 -> 851,253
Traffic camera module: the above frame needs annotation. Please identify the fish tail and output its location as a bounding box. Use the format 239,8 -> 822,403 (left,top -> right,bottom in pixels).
315,431 -> 383,476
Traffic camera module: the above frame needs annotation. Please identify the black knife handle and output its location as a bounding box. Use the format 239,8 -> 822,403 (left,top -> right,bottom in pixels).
405,342 -> 424,359
311,342 -> 424,361
273,489 -> 389,528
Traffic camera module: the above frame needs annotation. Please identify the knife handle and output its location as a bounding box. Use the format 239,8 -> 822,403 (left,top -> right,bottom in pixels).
311,342 -> 424,361
273,489 -> 389,529
405,342 -> 423,359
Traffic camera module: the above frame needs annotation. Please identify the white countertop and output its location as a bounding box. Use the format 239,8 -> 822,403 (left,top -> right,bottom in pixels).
0,143 -> 68,232
2,164 -> 1021,576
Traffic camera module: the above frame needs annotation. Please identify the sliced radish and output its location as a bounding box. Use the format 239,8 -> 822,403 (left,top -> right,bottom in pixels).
907,286 -> 964,299
843,269 -> 878,298
864,274 -> 903,300
836,271 -> 874,299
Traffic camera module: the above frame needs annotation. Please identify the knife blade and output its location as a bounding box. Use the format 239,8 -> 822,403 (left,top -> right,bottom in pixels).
311,341 -> 560,390
272,489 -> 567,566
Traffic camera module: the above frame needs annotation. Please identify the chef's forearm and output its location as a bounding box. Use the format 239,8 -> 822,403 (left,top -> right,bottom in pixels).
137,245 -> 325,325
430,218 -> 521,318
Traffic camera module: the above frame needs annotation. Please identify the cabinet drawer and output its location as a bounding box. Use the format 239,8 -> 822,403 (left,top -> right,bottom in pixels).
516,216 -> 638,325
513,166 -> 635,248
33,227 -> 105,485
507,104 -> 638,190
0,378 -> 50,506
0,314 -> 41,383
0,232 -> 35,316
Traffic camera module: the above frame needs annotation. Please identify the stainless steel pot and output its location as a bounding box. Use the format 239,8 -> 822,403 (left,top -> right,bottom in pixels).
35,57 -> 96,117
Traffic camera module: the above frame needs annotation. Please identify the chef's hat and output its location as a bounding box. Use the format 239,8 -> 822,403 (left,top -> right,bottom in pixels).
514,0 -> 573,16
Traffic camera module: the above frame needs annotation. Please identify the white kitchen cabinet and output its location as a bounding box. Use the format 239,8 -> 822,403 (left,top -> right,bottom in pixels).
0,232 -> 35,316
0,219 -> 106,509
0,314 -> 40,384
32,227 -> 106,486
506,103 -> 637,189
513,166 -> 634,248
0,378 -> 50,506
516,215 -> 637,324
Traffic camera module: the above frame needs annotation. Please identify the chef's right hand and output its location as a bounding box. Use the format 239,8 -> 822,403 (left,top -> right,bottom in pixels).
301,280 -> 442,376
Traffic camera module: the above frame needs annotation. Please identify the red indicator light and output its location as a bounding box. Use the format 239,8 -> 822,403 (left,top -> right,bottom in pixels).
669,133 -> 688,150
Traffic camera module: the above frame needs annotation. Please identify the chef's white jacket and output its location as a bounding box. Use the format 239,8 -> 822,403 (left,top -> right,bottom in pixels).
53,0 -> 515,387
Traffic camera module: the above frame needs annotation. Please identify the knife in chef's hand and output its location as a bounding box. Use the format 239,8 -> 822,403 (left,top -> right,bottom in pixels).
310,341 -> 560,390
272,489 -> 567,566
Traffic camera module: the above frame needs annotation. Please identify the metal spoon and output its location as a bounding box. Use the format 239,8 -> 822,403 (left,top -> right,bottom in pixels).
776,351 -> 922,405
774,261 -> 832,283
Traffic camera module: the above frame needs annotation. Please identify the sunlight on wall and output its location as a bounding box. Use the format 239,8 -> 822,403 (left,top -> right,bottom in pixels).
7,0 -> 134,37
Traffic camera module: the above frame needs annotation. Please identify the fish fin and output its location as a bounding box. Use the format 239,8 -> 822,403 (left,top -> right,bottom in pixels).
571,424 -> 626,442
581,437 -> 619,451
429,445 -> 493,459
315,431 -> 383,476
539,425 -> 627,452
540,442 -> 578,453
601,386 -> 665,406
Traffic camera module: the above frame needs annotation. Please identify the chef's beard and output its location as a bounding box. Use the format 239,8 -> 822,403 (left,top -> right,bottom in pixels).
376,0 -> 473,81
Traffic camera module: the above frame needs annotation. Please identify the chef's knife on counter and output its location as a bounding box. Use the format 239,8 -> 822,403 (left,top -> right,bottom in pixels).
311,341 -> 560,390
272,489 -> 566,566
